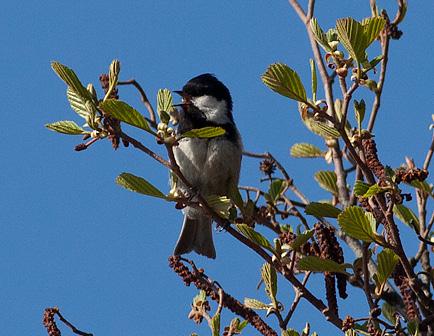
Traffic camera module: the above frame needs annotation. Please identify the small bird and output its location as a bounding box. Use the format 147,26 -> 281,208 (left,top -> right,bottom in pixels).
173,74 -> 242,259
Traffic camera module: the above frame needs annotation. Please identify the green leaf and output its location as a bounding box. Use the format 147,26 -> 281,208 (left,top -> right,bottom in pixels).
286,229 -> 314,250
354,99 -> 366,128
67,87 -> 92,119
382,302 -> 398,324
297,256 -> 351,274
182,127 -> 225,138
282,329 -> 300,336
314,171 -> 339,195
206,195 -> 232,219
211,313 -> 220,336
236,224 -> 274,253
290,143 -> 324,158
361,17 -> 386,46
262,63 -> 307,102
303,118 -> 341,139
99,99 -> 152,133
336,18 -> 367,63
261,263 -> 277,301
409,180 -> 433,196
362,183 -> 384,198
338,206 -> 377,242
51,62 -> 91,101
227,183 -> 244,211
353,180 -> 370,196
243,298 -> 270,310
364,55 -> 383,71
374,248 -> 399,295
393,204 -> 420,233
116,173 -> 166,199
45,120 -> 86,135
310,18 -> 332,52
309,58 -> 317,101
305,202 -> 342,218
157,89 -> 173,124
267,179 -> 286,203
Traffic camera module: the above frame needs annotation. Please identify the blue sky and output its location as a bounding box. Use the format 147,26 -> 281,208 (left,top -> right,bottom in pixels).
1,1 -> 433,335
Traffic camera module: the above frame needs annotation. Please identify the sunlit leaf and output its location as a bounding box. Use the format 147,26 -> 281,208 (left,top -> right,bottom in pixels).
116,173 -> 166,199
236,224 -> 274,252
45,120 -> 86,135
393,204 -> 419,233
243,298 -> 270,310
336,18 -> 367,62
67,87 -> 92,118
206,195 -> 232,219
314,171 -> 339,195
262,63 -> 307,102
338,206 -> 376,242
305,202 -> 341,218
362,183 -> 384,198
310,18 -> 332,52
353,180 -> 370,196
51,62 -> 91,101
373,248 -> 399,295
290,143 -> 324,158
297,256 -> 351,274
182,127 -> 225,138
309,58 -> 317,101
99,99 -> 152,133
157,89 -> 173,124
361,17 -> 386,46
261,263 -> 277,301
211,313 -> 220,336
304,118 -> 341,139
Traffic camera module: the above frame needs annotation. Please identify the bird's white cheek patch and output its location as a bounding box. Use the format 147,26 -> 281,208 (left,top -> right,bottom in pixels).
192,95 -> 230,124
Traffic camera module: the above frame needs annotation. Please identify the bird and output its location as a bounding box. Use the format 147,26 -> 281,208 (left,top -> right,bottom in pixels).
172,73 -> 242,259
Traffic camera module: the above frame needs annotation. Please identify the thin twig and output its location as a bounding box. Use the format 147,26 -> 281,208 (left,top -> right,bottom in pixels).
282,272 -> 311,327
56,310 -> 93,336
118,79 -> 157,126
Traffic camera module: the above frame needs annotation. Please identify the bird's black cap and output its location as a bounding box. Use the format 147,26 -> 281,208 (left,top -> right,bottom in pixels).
179,73 -> 233,111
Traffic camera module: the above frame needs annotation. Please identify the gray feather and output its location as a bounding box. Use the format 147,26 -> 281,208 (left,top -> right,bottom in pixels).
174,215 -> 216,259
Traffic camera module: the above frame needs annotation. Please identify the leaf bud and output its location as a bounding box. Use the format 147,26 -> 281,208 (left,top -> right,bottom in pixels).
157,122 -> 168,131
86,83 -> 98,102
336,67 -> 348,77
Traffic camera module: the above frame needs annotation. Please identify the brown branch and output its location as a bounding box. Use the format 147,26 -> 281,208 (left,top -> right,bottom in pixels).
282,272 -> 311,327
169,256 -> 278,336
118,79 -> 157,126
423,133 -> 434,170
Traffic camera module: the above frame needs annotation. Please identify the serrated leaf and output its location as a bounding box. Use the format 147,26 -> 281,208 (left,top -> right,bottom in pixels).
336,18 -> 367,63
310,18 -> 332,52
287,229 -> 314,250
393,204 -> 420,233
99,99 -> 152,133
261,263 -> 277,301
236,224 -> 274,252
303,118 -> 341,139
309,59 -> 317,101
374,248 -> 399,295
211,313 -> 220,336
182,127 -> 225,138
290,143 -> 324,158
45,120 -> 86,135
157,89 -> 173,124
305,202 -> 341,218
206,195 -> 231,219
262,63 -> 307,102
361,17 -> 386,46
267,179 -> 286,203
297,256 -> 351,274
362,183 -> 384,197
353,180 -> 370,196
51,62 -> 91,101
67,87 -> 92,118
243,298 -> 270,310
338,206 -> 376,242
116,173 -> 166,199
314,171 -> 339,195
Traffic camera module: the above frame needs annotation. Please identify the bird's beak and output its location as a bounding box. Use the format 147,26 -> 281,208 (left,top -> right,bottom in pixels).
173,90 -> 184,96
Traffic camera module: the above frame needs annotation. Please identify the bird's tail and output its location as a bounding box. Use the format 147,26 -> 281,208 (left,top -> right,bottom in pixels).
174,215 -> 216,259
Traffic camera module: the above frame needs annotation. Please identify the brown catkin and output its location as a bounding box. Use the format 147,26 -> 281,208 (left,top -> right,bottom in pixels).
43,308 -> 61,336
